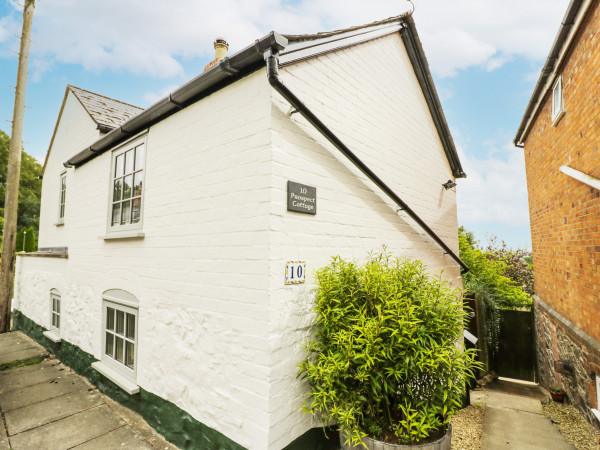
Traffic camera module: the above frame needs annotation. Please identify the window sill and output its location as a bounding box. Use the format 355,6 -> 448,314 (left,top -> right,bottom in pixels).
552,109 -> 565,126
54,222 -> 64,227
101,231 -> 145,240
92,361 -> 139,395
43,330 -> 61,343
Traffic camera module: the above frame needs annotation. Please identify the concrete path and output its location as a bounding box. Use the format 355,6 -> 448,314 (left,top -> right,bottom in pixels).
472,378 -> 575,449
0,331 -> 177,450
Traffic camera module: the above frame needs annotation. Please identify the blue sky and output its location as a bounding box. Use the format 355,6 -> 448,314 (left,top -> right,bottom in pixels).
0,0 -> 570,250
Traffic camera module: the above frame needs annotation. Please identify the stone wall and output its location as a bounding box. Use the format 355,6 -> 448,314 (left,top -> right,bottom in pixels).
534,295 -> 600,428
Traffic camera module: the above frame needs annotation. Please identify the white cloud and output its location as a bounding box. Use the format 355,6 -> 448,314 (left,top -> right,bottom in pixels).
456,142 -> 530,227
0,0 -> 570,79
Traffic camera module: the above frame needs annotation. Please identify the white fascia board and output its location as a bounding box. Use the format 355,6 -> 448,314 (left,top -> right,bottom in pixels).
279,22 -> 402,65
559,165 -> 600,190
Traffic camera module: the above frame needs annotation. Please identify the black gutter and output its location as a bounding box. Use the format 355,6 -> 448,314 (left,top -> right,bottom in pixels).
64,32 -> 288,168
513,0 -> 583,145
265,51 -> 469,273
400,16 -> 465,179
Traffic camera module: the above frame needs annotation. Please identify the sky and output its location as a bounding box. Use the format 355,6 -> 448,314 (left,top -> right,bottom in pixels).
0,0 -> 571,250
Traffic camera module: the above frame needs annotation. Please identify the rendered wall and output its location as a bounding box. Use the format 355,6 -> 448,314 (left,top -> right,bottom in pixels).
38,91 -> 100,248
522,0 -> 600,425
16,71 -> 275,449
266,33 -> 462,449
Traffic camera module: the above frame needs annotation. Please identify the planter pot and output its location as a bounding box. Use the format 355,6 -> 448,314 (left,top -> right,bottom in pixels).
550,390 -> 566,403
340,424 -> 452,450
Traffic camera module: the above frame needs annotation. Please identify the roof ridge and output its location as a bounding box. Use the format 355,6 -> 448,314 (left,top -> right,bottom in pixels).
67,84 -> 143,111
282,12 -> 410,41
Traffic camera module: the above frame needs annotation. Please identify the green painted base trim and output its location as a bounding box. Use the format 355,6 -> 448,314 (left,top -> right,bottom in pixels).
283,426 -> 340,450
13,310 -> 246,450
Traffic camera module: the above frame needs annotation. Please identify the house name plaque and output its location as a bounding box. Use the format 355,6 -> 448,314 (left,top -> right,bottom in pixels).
287,181 -> 316,215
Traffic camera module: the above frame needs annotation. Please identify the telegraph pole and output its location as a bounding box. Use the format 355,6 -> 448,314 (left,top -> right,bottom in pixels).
0,0 -> 35,333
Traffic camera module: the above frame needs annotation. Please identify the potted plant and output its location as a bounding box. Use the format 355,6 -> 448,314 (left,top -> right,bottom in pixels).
299,252 -> 481,449
549,387 -> 566,403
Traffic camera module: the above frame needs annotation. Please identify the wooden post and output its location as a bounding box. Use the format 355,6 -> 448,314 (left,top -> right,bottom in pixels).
0,0 -> 35,333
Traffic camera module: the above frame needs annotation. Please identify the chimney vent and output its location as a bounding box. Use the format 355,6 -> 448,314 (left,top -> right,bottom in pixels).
204,37 -> 229,72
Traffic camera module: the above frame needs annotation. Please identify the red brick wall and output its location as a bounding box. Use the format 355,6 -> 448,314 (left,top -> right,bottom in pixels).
523,1 -> 600,343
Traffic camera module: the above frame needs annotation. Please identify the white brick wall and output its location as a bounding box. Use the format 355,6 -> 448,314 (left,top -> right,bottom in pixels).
17,31 -> 462,450
38,91 -> 101,249
266,33 -> 461,449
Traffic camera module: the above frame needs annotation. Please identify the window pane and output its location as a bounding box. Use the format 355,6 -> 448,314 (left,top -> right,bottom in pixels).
106,308 -> 115,331
133,172 -> 142,197
115,154 -> 124,177
60,189 -> 65,204
56,298 -> 60,314
60,204 -> 65,219
52,313 -> 58,328
122,175 -> 132,200
112,203 -> 121,226
116,310 -> 125,335
134,145 -> 144,171
120,200 -> 131,225
105,332 -> 114,357
61,176 -> 66,189
125,341 -> 135,369
126,313 -> 135,340
124,150 -> 134,175
115,337 -> 124,362
113,179 -> 122,201
56,315 -> 60,329
131,198 -> 141,224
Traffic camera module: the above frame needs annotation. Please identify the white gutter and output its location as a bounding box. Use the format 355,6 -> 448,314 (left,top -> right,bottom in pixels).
559,165 -> 600,190
515,0 -> 592,145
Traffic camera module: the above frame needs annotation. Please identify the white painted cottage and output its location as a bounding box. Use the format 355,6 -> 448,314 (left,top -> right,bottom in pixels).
15,14 -> 466,450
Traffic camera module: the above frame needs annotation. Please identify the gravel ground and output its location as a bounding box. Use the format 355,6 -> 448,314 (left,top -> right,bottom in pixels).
450,405 -> 484,450
542,401 -> 600,450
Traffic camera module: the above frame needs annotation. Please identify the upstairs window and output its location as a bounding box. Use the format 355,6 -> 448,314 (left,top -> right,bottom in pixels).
110,139 -> 145,231
58,172 -> 66,222
552,76 -> 565,124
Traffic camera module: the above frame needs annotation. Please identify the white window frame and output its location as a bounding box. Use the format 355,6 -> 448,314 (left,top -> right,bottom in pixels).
106,136 -> 146,234
552,75 -> 565,124
49,289 -> 61,332
58,171 -> 66,224
43,289 -> 62,343
100,291 -> 138,382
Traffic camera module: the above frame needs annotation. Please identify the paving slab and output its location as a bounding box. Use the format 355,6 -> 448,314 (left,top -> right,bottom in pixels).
0,332 -> 176,449
74,425 -> 154,449
9,404 -> 124,450
0,346 -> 47,366
0,371 -> 87,412
483,407 -> 575,449
476,379 -> 575,450
5,388 -> 103,434
0,360 -> 62,394
471,389 -> 543,414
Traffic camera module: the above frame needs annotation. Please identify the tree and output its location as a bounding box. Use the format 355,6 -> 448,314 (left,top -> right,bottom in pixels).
0,129 -> 42,233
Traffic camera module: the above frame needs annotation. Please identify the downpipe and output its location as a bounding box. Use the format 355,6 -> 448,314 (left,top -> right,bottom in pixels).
265,51 -> 469,274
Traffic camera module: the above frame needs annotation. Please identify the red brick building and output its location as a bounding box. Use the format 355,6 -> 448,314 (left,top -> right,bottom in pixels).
514,0 -> 600,426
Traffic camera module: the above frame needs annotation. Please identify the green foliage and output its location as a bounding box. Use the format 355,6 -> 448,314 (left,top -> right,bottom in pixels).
299,251 -> 480,446
458,228 -> 531,311
15,226 -> 37,253
484,235 -> 534,297
0,129 -> 42,231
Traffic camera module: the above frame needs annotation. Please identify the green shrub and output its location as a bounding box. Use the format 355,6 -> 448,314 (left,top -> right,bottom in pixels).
299,252 -> 480,446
